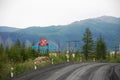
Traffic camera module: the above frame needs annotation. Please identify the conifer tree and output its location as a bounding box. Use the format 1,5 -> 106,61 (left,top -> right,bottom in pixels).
96,36 -> 107,60
82,28 -> 94,61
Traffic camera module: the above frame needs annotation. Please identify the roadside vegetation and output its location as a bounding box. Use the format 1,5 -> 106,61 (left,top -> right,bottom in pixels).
0,28 -> 120,80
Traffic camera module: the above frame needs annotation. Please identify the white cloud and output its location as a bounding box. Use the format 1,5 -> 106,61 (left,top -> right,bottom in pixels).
0,0 -> 120,28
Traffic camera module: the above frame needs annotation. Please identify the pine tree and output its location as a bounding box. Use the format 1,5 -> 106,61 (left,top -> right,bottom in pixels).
82,28 -> 94,61
96,36 -> 107,60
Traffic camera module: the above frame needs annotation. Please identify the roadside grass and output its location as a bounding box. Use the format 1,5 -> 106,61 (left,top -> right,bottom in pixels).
49,53 -> 66,64
108,56 -> 120,63
2,59 -> 50,80
14,59 -> 51,75
2,53 -> 120,80
14,59 -> 34,75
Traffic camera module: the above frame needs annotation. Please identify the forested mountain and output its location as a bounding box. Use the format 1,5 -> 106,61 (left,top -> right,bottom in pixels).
0,16 -> 120,50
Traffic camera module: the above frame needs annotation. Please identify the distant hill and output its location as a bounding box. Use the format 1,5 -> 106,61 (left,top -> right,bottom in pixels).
0,16 -> 120,50
0,26 -> 19,32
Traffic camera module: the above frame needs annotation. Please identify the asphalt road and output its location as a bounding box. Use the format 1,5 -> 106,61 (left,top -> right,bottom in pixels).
10,62 -> 120,80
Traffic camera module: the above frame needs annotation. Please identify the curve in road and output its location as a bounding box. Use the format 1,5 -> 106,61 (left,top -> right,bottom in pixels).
11,62 -> 120,80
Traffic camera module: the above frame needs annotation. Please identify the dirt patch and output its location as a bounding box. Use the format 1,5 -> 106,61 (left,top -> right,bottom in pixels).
34,56 -> 50,64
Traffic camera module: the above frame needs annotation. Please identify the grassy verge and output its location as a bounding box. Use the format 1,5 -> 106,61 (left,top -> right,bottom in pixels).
2,53 -> 120,80
1,59 -> 50,80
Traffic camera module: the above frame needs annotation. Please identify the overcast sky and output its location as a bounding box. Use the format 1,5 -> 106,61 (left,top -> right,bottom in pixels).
0,0 -> 120,28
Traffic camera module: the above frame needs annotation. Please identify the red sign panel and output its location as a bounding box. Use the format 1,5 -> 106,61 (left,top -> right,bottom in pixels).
40,38 -> 47,46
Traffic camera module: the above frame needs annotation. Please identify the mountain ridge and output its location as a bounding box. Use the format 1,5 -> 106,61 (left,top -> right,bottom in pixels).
0,16 -> 120,50
0,26 -> 20,32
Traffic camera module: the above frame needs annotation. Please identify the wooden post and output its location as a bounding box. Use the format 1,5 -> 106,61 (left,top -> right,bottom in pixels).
66,53 -> 69,62
72,53 -> 75,58
34,62 -> 37,70
52,58 -> 54,64
93,58 -> 95,62
11,67 -> 14,78
80,57 -> 82,62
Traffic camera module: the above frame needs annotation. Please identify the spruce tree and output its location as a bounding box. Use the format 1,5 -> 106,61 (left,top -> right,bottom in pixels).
82,28 -> 94,61
96,36 -> 107,60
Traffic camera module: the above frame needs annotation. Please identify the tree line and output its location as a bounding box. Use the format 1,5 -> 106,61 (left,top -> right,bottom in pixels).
0,39 -> 37,79
0,39 -> 37,63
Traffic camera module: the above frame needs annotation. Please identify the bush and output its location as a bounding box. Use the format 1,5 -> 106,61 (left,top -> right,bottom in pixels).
49,53 -> 67,64
14,59 -> 34,75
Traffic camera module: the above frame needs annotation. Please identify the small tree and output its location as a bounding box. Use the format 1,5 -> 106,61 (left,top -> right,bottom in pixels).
82,28 -> 94,61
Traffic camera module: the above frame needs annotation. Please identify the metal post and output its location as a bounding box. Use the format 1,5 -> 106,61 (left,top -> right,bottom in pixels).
58,42 -> 60,53
66,41 -> 71,53
38,43 -> 40,56
73,40 -> 80,53
114,46 -> 118,58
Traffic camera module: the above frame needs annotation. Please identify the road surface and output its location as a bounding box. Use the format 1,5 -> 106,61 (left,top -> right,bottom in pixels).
10,62 -> 120,80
